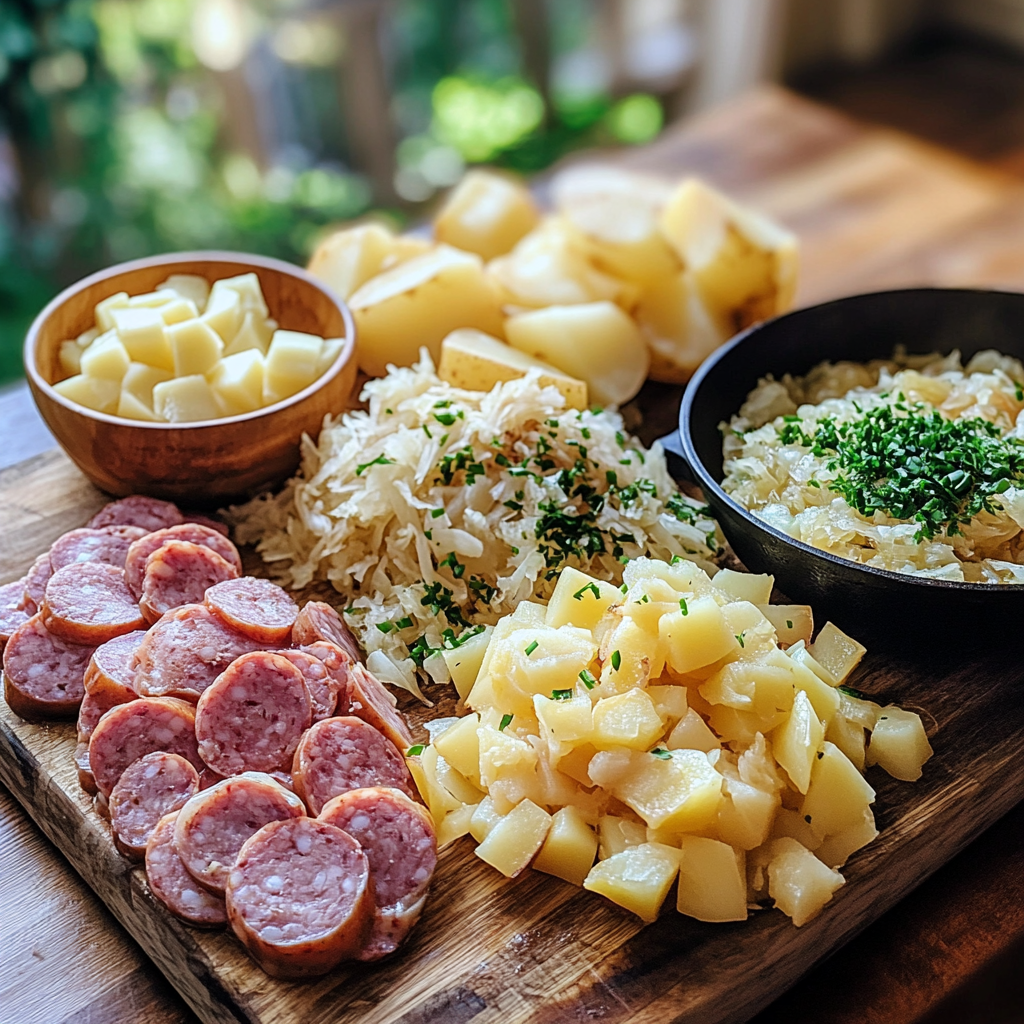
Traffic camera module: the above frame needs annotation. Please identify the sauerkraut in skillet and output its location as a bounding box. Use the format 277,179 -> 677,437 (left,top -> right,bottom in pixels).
722,349 -> 1024,583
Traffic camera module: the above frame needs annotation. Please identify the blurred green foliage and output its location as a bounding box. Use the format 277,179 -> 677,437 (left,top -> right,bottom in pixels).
0,0 -> 664,385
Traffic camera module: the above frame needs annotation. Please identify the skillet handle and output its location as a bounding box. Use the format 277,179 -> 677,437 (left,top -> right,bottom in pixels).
656,429 -> 696,485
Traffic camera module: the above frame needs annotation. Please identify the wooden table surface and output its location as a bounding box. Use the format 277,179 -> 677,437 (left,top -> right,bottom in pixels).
5,84 -> 1024,1024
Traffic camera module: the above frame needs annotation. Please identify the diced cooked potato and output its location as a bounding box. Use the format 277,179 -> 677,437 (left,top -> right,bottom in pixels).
505,301 -> 650,407
550,165 -> 673,214
308,223 -> 429,301
80,332 -> 131,382
111,307 -> 174,372
535,693 -> 593,749
477,723 -> 538,789
167,318 -> 224,378
437,803 -> 477,848
789,657 -> 839,727
209,349 -> 265,415
807,622 -> 866,684
474,798 -> 552,877
434,169 -> 540,260
800,741 -> 875,837
95,291 -> 130,332
591,690 -> 664,751
152,375 -> 220,423
350,245 -> 504,377
159,297 -> 200,326
713,569 -> 774,605
660,597 -> 738,674
210,273 -> 269,318
533,805 -> 599,886
773,690 -> 824,795
200,285 -> 243,343
406,745 -> 462,825
715,776 -> 777,850
598,814 -> 648,859
700,652 -> 796,727
122,362 -> 172,409
667,709 -> 720,753
263,329 -> 324,404
815,807 -> 877,868
583,842 -> 680,922
825,712 -> 867,771
758,605 -> 814,647
598,615 -> 661,693
224,309 -> 275,357
53,374 -> 119,413
59,340 -> 83,376
116,389 -> 161,421
128,287 -> 178,309
441,626 -> 493,701
158,274 -> 210,310
437,329 -> 588,409
767,837 -> 844,926
647,684 -> 688,727
677,836 -> 747,922
469,795 -> 503,842
546,567 -> 622,630
866,706 -> 933,782
433,712 -> 481,784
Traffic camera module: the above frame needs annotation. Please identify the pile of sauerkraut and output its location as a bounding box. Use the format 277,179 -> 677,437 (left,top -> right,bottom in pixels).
722,349 -> 1024,583
231,354 -> 720,699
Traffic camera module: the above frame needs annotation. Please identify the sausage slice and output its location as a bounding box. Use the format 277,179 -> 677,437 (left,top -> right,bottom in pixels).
3,614 -> 94,720
125,524 -> 241,598
42,563 -> 144,645
146,812 -> 227,927
89,496 -> 184,532
291,602 -> 362,663
139,541 -> 239,624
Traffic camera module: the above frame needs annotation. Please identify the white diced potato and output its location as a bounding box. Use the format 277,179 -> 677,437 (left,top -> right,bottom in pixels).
790,657 -> 839,727
623,555 -> 709,594
95,291 -> 130,332
866,706 -> 933,782
597,814 -> 647,859
713,569 -> 774,605
758,604 -> 814,647
474,798 -> 552,877
316,337 -> 346,376
533,805 -> 599,886
773,690 -> 824,795
158,297 -> 200,325
660,597 -> 739,674
307,223 -> 429,301
591,689 -> 665,751
437,803 -> 477,848
677,836 -> 747,922
598,615 -> 661,694
122,361 -> 173,408
200,285 -> 243,342
167,318 -> 224,378
546,567 -> 622,630
158,274 -> 210,311
505,301 -> 649,407
807,622 -> 866,684
583,842 -> 680,922
128,288 -> 178,308
116,389 -> 162,421
767,837 -> 844,926
826,711 -> 867,772
406,745 -> 462,825
700,651 -> 796,726
477,723 -> 538,789
59,340 -> 83,375
111,307 -> 174,371
667,709 -> 720,753
76,327 -> 100,347
350,244 -> 504,378
550,164 -> 673,214
209,349 -> 264,415
263,329 -> 324,403
434,752 -> 485,805
53,374 -> 119,413
800,741 -> 875,838
469,795 -> 503,842
441,626 -> 493,701
432,713 -> 481,784
152,375 -> 220,422
434,169 -> 540,260
771,807 -> 823,850
535,693 -> 593,747
224,309 -> 275,357
815,807 -> 878,868
647,684 -> 688,727
721,601 -> 776,655
715,776 -> 777,850
209,272 -> 269,318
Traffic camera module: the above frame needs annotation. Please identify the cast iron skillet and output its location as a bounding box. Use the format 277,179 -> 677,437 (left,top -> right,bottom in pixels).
668,287 -> 1024,645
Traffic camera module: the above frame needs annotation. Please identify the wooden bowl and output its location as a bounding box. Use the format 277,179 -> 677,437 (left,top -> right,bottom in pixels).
24,252 -> 357,506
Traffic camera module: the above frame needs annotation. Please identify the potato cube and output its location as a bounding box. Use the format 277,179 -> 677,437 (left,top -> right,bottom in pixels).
478,723 -> 538,789
167,318 -> 224,378
158,274 -> 210,311
434,169 -> 540,261
53,374 -> 119,414
771,807 -> 823,850
433,712 -> 481,784
533,806 -> 599,886
434,751 -> 485,805
406,745 -> 462,825
535,693 -> 593,748
128,288 -> 178,309
152,375 -> 220,423
159,297 -> 200,325
713,569 -> 774,605
866,707 -> 933,782
667,709 -> 720,753
264,329 -> 324,404
773,690 -> 824,795
677,836 -> 747,922
815,807 -> 878,868
583,843 -> 680,922
224,309 -> 275,357
209,349 -> 264,415
317,337 -> 346,376
790,657 -> 839,726
505,301 -> 649,407
598,615 -> 662,694
550,164 -> 673,214
758,604 -> 814,647
800,741 -> 875,837
209,272 -> 269,318
117,390 -> 162,421
700,651 -> 796,727
598,814 -> 647,859
474,798 -> 552,877
437,803 -> 477,848
122,362 -> 173,409
80,333 -> 131,382
59,340 -> 82,376
556,742 -> 599,788
350,245 -> 504,378
591,690 -> 665,751
307,223 -> 429,301
469,795 -> 503,842
95,291 -> 129,332
715,776 -> 777,850
112,307 -> 174,372
546,567 -> 622,630
661,597 -> 739,674
807,622 -> 866,684
647,684 -> 688,726
826,712 -> 867,771
442,626 -> 492,700
767,837 -> 845,926
200,285 -> 242,342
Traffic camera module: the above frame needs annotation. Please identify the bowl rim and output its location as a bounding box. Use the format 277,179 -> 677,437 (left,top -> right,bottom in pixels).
679,285 -> 1024,596
24,250 -> 357,430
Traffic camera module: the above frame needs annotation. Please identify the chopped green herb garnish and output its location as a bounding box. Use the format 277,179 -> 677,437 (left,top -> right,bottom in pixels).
620,583 -> 628,594
524,640 -> 538,656
651,748 -> 672,760
356,454 -> 394,476
1016,382 -> 1023,402
395,616 -> 413,630
610,650 -> 621,671
431,507 -> 445,519
579,669 -> 597,689
439,551 -> 465,578
551,688 -> 573,701
434,412 -> 457,426
808,479 -> 820,488
573,582 -> 601,601
422,424 -> 433,439
735,633 -> 745,648
838,684 -> 869,700
424,530 -> 432,540
499,713 -> 513,731
376,622 -> 394,634
679,598 -> 688,615
406,744 -> 425,756
786,619 -> 793,629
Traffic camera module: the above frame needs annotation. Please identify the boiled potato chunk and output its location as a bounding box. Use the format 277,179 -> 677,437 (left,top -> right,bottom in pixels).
676,836 -> 747,922
350,245 -> 504,377
441,627 -> 493,701
815,807 -> 878,868
152,375 -> 220,423
807,622 -> 866,684
224,309 -> 275,357
546,567 -> 622,630
158,274 -> 210,310
469,795 -> 503,842
59,340 -> 83,375
474,798 -> 552,877
758,604 -> 814,647
505,301 -> 649,407
200,285 -> 243,343
583,842 -> 680,922
167,318 -> 224,378
591,690 -> 665,751
437,328 -> 587,410
406,745 -> 462,825
157,297 -> 199,325
80,332 -> 130,381
535,693 -> 593,747
533,805 -> 599,886
209,273 -> 269,318
111,307 -> 174,372
660,597 -> 738,674
826,711 -> 867,771
437,803 -> 477,848
263,330 -> 324,403
700,650 -> 796,725
773,690 -> 824,795
800,741 -> 875,837
477,723 -> 538,788
308,222 -> 429,301
550,164 -> 673,214
647,684 -> 688,726
434,169 -> 540,260
433,712 -> 481,784
598,814 -> 647,859
866,707 -> 933,782
598,615 -> 661,693
715,776 -> 777,850
209,349 -> 265,415
714,569 -> 775,606
95,291 -> 129,331
53,373 -> 119,413
667,709 -> 720,753
116,389 -> 161,421
767,837 -> 844,926
122,362 -> 172,409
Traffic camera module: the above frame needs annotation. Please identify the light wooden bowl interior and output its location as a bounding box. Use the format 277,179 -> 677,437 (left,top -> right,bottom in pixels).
25,252 -> 357,506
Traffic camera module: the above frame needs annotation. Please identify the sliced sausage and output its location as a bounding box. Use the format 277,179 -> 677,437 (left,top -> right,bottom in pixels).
0,580 -> 30,650
181,514 -> 229,537
88,696 -> 202,797
3,614 -> 94,720
195,652 -> 312,776
75,740 -> 96,795
125,524 -> 242,598
225,817 -> 372,978
22,553 -> 53,613
204,578 -> 298,645
41,563 -> 144,645
111,751 -> 200,860
75,689 -> 126,794
139,541 -> 239,625
292,716 -> 415,815
50,526 -> 148,572
275,649 -> 341,722
145,812 -> 227,927
319,787 -> 437,960
89,496 -> 183,532
84,630 -> 146,705
343,663 -> 414,752
133,604 -> 270,701
173,773 -> 305,894
291,602 -> 362,663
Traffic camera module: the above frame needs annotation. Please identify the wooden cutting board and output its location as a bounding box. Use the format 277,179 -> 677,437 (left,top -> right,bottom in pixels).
2,448 -> 1024,1024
